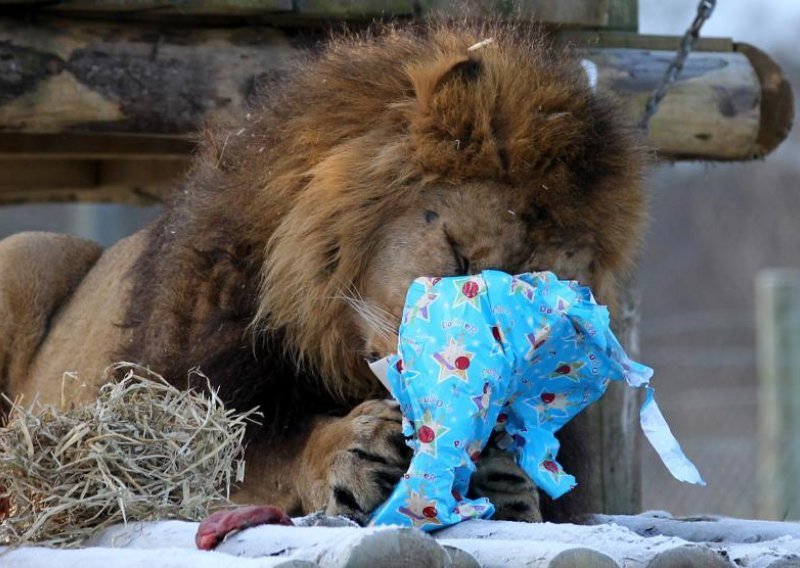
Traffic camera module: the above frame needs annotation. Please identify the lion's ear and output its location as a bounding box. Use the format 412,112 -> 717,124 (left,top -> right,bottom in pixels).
403,53 -> 501,178
406,55 -> 483,110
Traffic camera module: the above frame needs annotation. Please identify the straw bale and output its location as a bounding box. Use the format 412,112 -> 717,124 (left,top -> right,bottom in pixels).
0,363 -> 258,548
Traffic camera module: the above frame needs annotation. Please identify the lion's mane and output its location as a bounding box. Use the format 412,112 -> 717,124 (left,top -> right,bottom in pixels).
121,19 -> 645,434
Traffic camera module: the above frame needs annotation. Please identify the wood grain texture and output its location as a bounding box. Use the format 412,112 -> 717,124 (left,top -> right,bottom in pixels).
736,43 -> 796,160
586,48 -> 762,161
0,20 -> 296,135
0,20 -> 784,162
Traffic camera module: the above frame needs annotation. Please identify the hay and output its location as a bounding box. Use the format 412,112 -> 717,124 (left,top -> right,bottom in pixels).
0,363 -> 259,548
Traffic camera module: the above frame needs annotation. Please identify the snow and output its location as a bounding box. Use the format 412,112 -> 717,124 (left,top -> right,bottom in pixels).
4,513 -> 800,567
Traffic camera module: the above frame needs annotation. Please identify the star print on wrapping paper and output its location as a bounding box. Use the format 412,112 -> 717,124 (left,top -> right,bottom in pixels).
416,410 -> 451,458
524,391 -> 576,425
404,287 -> 440,324
394,355 -> 423,386
452,277 -> 486,311
488,324 -> 507,357
547,361 -> 586,381
525,324 -> 551,360
397,489 -> 442,529
432,337 -> 475,383
540,456 -> 573,487
471,382 -> 492,421
509,276 -> 537,302
553,296 -> 572,314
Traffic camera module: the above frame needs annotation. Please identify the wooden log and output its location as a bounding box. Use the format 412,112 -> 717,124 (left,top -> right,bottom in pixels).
0,20 -> 789,162
586,47 -> 762,161
736,43 -> 796,160
0,20 -> 297,135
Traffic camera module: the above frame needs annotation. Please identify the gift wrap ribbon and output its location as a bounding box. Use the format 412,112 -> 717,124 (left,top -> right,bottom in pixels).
370,270 -> 704,531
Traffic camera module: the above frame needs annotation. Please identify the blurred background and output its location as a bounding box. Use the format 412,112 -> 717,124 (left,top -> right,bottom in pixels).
1,0 -> 797,520
637,0 -> 800,520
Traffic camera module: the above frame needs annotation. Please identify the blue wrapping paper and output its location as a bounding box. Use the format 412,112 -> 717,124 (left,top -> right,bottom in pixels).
370,271 -> 704,531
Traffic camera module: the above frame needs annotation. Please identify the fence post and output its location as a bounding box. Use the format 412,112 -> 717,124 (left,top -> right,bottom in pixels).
756,269 -> 800,520
604,279 -> 643,514
582,276 -> 642,515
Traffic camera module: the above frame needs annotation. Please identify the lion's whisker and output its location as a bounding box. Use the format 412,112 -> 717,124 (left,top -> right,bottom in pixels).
348,286 -> 397,323
333,288 -> 397,344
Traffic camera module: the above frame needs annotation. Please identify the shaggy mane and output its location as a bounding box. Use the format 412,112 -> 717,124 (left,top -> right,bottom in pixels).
243,20 -> 640,399
124,18 -> 644,409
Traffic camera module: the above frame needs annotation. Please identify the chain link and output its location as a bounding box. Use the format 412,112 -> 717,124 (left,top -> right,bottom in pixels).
639,0 -> 717,131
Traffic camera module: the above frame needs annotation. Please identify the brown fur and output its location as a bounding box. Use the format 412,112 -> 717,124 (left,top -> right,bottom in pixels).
0,19 -> 646,523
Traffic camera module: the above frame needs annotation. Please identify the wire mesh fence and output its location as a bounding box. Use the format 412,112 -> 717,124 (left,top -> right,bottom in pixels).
639,306 -> 797,521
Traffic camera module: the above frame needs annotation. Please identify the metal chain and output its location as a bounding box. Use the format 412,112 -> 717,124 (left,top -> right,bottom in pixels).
639,0 -> 717,131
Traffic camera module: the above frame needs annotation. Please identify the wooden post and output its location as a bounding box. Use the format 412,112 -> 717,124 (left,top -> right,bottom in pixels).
756,269 -> 800,520
604,277 -> 642,514
581,275 -> 641,515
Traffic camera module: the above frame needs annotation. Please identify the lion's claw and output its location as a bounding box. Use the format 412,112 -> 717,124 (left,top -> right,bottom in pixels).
323,399 -> 412,524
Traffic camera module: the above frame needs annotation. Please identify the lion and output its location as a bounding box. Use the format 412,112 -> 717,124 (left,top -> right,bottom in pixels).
0,19 -> 646,525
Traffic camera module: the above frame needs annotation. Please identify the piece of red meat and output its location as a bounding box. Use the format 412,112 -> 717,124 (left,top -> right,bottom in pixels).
195,505 -> 294,550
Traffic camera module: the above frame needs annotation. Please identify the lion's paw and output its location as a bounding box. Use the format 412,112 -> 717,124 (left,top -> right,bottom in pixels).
323,399 -> 413,525
469,445 -> 542,522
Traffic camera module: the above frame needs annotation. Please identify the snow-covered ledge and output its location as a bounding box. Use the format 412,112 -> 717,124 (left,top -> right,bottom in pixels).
3,512 -> 800,567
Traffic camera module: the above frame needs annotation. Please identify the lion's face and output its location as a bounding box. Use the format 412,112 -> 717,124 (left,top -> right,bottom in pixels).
359,181 -> 613,361
255,24 -> 646,400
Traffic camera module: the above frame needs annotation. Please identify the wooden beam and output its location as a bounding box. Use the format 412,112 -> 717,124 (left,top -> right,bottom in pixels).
0,158 -> 188,204
0,133 -> 194,159
560,31 -> 734,52
0,19 -> 791,161
606,0 -> 637,32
